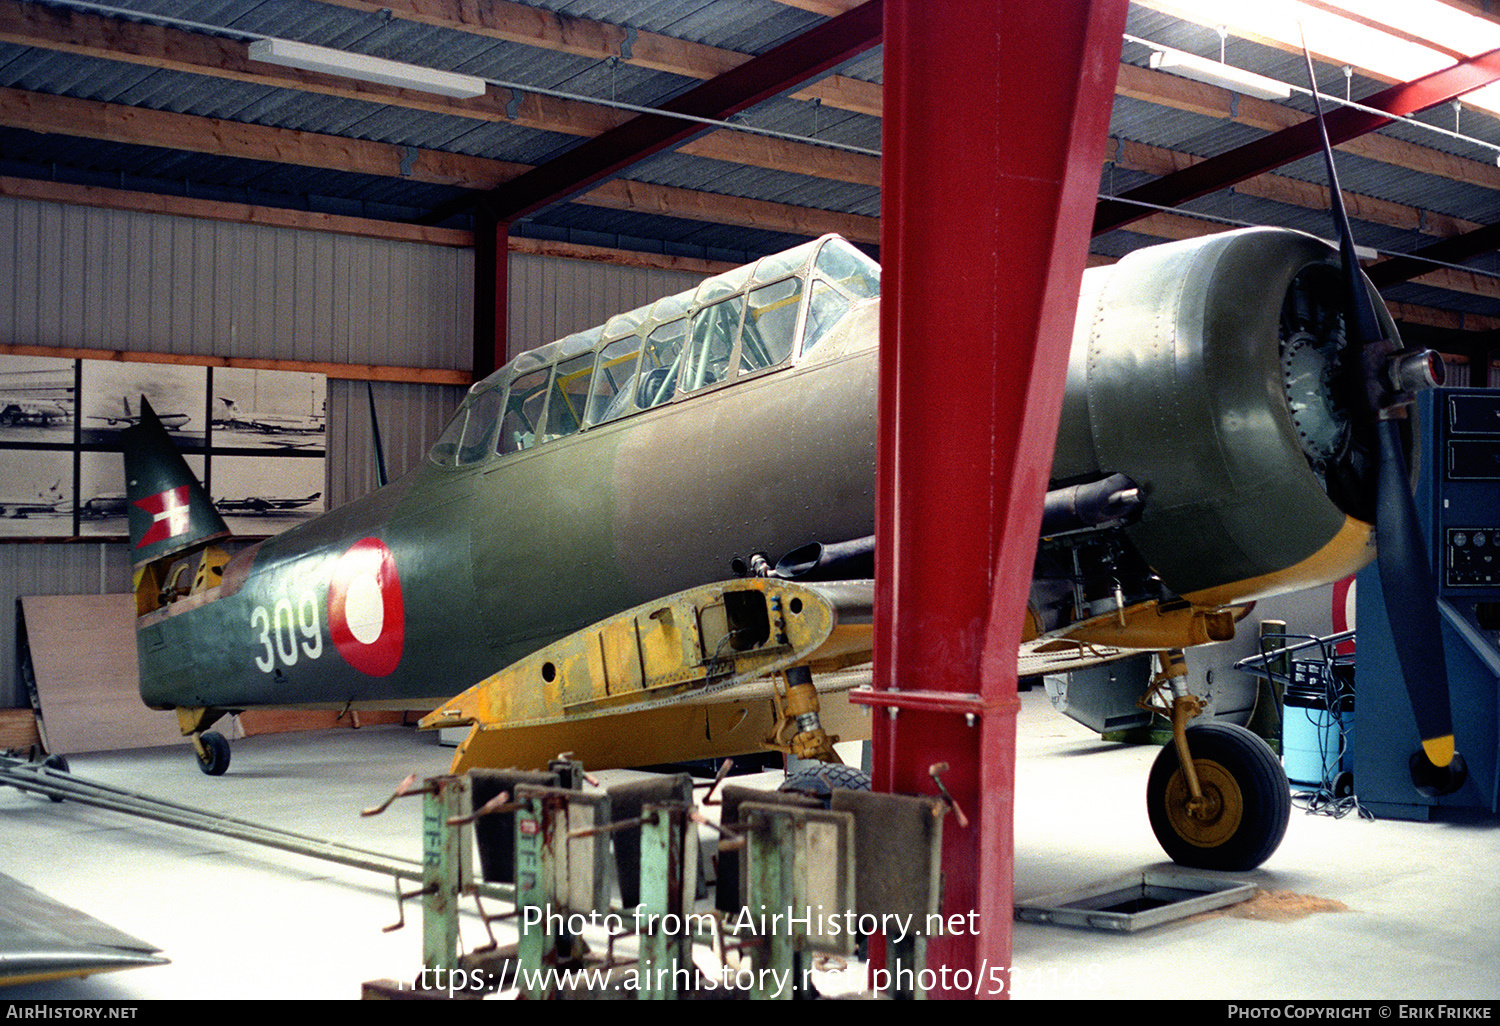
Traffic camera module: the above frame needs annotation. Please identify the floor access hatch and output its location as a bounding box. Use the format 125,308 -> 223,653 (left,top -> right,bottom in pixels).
1015,869 -> 1255,932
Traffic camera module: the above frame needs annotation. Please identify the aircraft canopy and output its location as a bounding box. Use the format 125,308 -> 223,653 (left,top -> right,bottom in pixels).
430,234 -> 879,467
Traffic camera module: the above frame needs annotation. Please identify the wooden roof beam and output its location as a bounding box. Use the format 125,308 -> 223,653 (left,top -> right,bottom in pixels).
11,0 -> 1493,200
1099,49 -> 1500,234
1118,63 -> 1500,193
440,0 -> 882,226
1111,137 -> 1486,239
0,89 -> 875,243
0,0 -> 877,188
1107,189 -> 1500,302
311,0 -> 882,116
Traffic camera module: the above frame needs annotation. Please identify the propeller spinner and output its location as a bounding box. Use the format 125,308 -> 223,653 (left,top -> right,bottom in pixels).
1301,45 -> 1466,797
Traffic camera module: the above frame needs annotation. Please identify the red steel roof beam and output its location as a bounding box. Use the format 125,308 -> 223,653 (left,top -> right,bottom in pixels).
428,0 -> 883,227
1095,47 -> 1500,236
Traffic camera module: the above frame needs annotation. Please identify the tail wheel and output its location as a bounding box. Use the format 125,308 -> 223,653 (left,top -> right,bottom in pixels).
1147,722 -> 1290,871
195,730 -> 231,776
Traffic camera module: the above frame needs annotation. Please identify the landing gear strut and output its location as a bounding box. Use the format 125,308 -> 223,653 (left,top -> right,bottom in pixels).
1141,651 -> 1290,870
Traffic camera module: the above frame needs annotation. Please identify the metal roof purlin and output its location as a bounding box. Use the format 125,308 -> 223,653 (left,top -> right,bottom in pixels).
1093,46 -> 1500,237
422,0 -> 884,227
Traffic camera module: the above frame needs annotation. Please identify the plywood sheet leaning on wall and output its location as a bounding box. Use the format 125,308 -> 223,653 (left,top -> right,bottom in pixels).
18,594 -> 180,754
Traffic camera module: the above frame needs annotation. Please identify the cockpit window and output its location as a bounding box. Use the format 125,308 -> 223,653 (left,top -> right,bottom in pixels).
742,277 -> 802,372
815,238 -> 880,299
680,296 -> 744,393
752,239 -> 819,284
457,387 -> 502,465
803,279 -> 850,354
586,335 -> 643,427
436,235 -> 876,468
498,367 -> 548,455
430,408 -> 467,465
541,353 -> 594,443
637,319 -> 687,409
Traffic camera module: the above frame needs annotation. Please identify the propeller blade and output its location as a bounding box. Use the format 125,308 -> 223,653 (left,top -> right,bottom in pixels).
1374,422 -> 1455,753
1299,42 -> 1382,347
1301,40 -> 1465,794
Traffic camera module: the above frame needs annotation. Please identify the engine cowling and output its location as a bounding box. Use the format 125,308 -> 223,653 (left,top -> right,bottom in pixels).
1054,228 -> 1387,607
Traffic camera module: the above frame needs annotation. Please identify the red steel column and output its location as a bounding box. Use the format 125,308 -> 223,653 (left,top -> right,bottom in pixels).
472,215 -> 509,380
870,0 -> 1126,998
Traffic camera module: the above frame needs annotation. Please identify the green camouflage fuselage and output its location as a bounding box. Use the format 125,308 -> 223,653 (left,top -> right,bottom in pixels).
134,304 -> 879,713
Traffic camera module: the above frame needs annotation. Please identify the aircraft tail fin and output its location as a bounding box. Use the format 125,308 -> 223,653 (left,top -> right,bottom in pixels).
122,397 -> 229,568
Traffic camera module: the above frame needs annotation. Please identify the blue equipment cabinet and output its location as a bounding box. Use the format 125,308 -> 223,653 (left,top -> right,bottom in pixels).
1355,388 -> 1500,820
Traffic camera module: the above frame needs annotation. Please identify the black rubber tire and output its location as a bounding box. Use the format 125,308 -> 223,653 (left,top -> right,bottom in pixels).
778,763 -> 871,805
196,731 -> 231,776
1146,722 -> 1290,871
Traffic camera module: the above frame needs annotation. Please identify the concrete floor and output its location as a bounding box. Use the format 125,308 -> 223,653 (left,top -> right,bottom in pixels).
2,686 -> 1497,1001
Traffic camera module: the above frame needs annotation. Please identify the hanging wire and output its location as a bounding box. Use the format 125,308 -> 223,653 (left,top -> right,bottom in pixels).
36,2 -> 1500,167
1252,633 -> 1374,822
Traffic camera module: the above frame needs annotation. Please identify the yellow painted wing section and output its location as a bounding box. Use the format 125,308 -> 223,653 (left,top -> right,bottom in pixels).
444,686 -> 873,776
420,579 -> 873,772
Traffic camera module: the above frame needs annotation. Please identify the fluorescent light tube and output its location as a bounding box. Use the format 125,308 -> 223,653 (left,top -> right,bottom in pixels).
249,38 -> 487,99
1149,47 -> 1293,100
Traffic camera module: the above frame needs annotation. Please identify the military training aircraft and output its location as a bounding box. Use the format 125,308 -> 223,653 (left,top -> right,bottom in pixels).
121,68 -> 1465,872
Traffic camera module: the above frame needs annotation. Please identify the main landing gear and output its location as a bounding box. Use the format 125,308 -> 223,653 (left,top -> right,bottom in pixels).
1141,651 -> 1291,871
1147,722 -> 1290,871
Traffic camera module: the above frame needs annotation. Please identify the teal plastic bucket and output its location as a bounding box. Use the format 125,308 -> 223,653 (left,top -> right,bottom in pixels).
1282,678 -> 1353,788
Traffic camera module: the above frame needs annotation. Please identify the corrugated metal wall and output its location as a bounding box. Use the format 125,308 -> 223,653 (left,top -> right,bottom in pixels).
507,251 -> 708,360
0,196 -> 706,709
0,199 -> 474,365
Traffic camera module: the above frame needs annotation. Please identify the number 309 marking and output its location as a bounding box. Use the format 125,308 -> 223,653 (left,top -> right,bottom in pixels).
252,592 -> 323,673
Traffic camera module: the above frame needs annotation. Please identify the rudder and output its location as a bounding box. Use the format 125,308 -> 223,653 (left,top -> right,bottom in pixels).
122,397 -> 229,568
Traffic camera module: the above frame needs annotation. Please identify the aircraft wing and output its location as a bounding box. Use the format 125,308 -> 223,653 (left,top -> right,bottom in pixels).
669,663 -> 871,706
421,577 -> 873,773
1018,638 -> 1133,678
0,873 -> 168,986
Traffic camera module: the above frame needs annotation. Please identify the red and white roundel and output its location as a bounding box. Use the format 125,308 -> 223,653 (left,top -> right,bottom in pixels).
327,537 -> 405,677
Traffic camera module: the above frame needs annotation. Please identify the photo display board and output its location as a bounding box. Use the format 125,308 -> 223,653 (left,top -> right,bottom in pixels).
0,356 -> 326,539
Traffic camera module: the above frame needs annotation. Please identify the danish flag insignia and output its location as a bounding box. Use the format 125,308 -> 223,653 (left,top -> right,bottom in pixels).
133,486 -> 192,549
